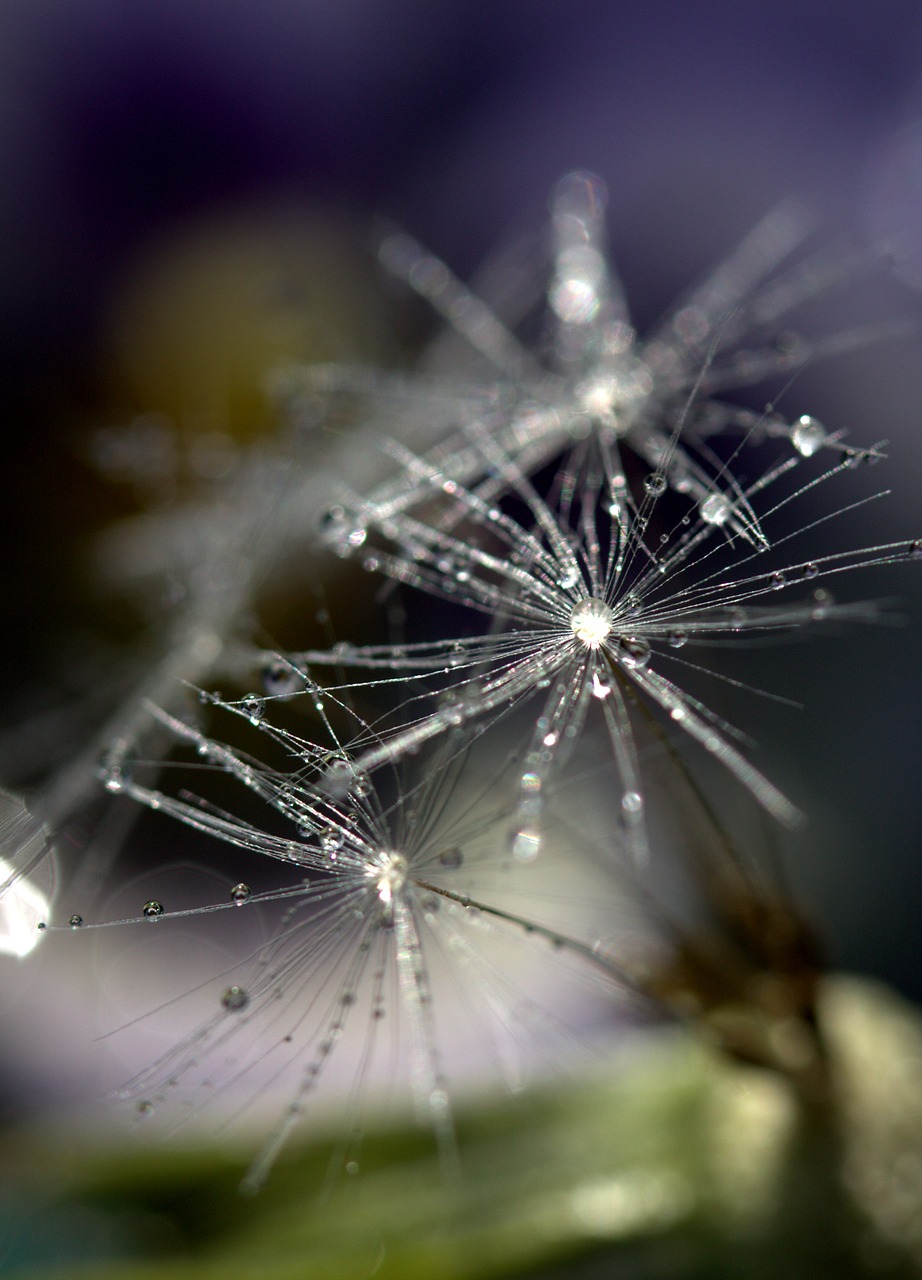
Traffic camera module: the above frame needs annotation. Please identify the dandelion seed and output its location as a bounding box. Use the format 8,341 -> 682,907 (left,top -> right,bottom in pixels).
297,173 -> 896,560
100,704 -> 628,1189
286,429 -> 913,864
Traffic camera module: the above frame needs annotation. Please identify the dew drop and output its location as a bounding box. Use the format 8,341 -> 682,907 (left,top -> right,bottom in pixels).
263,662 -> 300,696
136,1100 -> 154,1117
511,827 -> 541,862
644,473 -> 667,498
790,414 -> 827,458
242,695 -> 264,725
811,588 -> 834,620
771,571 -> 786,591
320,504 -> 345,530
221,986 -> 249,1012
321,828 -> 344,856
36,922 -> 46,932
103,763 -> 127,794
801,563 -> 819,580
69,914 -> 84,929
700,493 -> 731,526
438,847 -> 463,869
230,883 -> 251,905
621,791 -> 644,817
322,759 -> 355,799
570,596 -> 614,648
667,629 -> 688,649
618,636 -> 651,670
142,900 -> 164,919
908,539 -> 922,559
591,672 -> 612,699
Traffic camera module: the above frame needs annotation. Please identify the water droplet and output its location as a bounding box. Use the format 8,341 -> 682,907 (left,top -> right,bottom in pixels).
591,672 -> 612,699
221,986 -> 249,1012
320,504 -> 345,530
700,493 -> 731,526
438,847 -> 463,869
811,588 -> 833,620
322,759 -> 355,799
570,597 -> 614,648
801,563 -> 819,580
136,1100 -> 154,1117
790,414 -> 827,457
69,914 -> 84,929
618,636 -> 651,670
558,567 -> 580,590
667,630 -> 688,649
142,900 -> 164,919
511,827 -> 541,862
230,883 -> 251,905
771,571 -> 786,591
908,539 -> 922,559
242,695 -> 264,725
621,791 -> 643,817
263,661 -> 300,696
321,828 -> 344,857
644,473 -> 667,498
103,762 -> 127,794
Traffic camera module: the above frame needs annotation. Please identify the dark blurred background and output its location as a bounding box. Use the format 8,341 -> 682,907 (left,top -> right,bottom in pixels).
2,0 -> 922,1120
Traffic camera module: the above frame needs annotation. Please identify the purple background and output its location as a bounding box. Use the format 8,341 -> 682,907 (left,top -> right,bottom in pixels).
2,0 -> 922,1118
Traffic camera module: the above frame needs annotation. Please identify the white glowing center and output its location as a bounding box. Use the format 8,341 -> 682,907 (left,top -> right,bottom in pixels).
570,597 -> 614,648
369,850 -> 408,904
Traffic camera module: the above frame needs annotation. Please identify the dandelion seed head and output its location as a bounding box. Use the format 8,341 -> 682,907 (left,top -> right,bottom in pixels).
576,361 -> 653,429
366,850 -> 408,904
570,596 -> 614,648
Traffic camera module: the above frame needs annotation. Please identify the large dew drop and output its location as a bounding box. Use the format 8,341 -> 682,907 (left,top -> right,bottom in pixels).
790,414 -> 826,458
570,597 -> 614,648
700,493 -> 731,526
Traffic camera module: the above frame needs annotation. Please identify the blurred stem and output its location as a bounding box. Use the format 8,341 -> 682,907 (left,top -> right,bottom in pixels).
2,977 -> 920,1279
